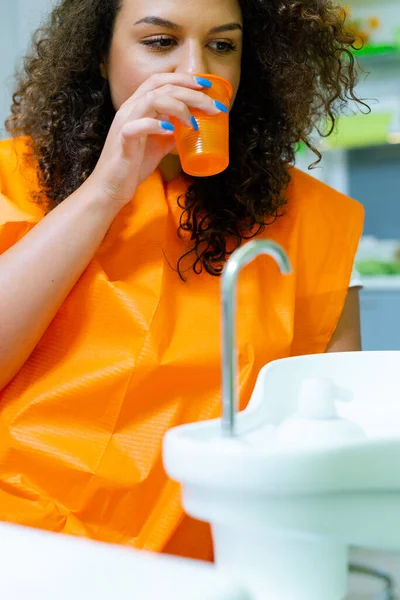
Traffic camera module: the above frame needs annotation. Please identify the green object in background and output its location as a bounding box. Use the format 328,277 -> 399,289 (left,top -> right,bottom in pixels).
354,44 -> 400,58
323,112 -> 393,150
357,260 -> 400,276
395,27 -> 400,50
296,141 -> 307,154
294,110 -> 396,154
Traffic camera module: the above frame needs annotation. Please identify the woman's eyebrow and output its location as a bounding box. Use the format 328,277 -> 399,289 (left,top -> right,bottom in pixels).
209,23 -> 243,34
134,16 -> 182,30
133,16 -> 243,34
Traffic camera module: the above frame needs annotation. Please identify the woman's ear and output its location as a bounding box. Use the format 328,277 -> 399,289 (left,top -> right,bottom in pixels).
100,62 -> 108,80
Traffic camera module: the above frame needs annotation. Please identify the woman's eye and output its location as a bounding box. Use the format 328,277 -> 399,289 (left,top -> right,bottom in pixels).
141,37 -> 177,51
141,38 -> 237,54
209,41 -> 237,54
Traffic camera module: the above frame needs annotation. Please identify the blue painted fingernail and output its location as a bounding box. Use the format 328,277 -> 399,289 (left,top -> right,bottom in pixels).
214,100 -> 229,113
194,76 -> 212,88
160,121 -> 175,132
191,116 -> 199,131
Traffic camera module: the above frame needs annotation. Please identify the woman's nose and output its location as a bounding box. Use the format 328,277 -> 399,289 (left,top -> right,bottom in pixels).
175,40 -> 209,76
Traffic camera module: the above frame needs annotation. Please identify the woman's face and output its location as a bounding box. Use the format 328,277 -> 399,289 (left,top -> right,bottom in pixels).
105,0 -> 243,110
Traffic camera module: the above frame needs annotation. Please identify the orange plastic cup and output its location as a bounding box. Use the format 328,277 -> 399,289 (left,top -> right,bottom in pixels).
172,73 -> 233,177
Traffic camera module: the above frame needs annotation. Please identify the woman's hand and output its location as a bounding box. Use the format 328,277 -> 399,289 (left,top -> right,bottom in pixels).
87,73 -> 222,208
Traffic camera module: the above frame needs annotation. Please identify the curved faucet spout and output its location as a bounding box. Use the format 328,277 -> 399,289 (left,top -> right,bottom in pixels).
221,240 -> 292,437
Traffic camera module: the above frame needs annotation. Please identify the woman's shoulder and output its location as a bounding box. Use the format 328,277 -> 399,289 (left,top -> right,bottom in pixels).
0,136 -> 44,222
287,166 -> 363,218
0,135 -> 32,169
284,166 -> 364,258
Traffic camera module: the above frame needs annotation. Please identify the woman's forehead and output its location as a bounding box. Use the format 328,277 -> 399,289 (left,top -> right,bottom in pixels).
118,0 -> 243,27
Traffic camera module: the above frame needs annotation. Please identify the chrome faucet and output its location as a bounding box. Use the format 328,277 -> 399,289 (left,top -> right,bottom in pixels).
221,240 -> 292,437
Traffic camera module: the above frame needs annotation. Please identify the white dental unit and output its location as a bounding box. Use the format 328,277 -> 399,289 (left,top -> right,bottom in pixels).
1,241 -> 399,600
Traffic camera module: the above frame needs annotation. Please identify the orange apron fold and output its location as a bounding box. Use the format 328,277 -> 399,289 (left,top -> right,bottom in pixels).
0,137 -> 364,559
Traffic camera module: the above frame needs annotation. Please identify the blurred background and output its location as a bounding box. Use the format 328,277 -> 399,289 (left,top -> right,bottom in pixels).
1,0 -> 400,353
295,0 -> 400,355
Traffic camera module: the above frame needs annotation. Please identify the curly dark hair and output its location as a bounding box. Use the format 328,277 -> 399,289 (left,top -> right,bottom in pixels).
6,0 -> 362,278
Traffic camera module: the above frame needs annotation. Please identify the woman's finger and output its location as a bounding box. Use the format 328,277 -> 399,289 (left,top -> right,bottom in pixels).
121,117 -> 175,140
125,72 -> 210,104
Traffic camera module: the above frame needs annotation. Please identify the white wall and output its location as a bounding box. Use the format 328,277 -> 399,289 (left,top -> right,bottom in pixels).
0,0 -> 55,138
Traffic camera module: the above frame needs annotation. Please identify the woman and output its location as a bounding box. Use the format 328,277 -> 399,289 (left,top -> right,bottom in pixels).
0,0 -> 363,559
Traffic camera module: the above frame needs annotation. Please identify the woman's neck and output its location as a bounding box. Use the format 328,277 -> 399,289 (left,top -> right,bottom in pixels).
159,154 -> 182,183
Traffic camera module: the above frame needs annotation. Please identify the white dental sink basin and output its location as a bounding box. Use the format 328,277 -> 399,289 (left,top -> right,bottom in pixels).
0,523 -> 250,600
163,351 -> 400,600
